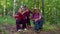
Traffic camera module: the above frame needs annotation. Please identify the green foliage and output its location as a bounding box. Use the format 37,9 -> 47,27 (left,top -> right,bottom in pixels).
0,16 -> 16,25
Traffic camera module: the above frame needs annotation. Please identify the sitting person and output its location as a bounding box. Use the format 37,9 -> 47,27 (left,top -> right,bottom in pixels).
32,7 -> 42,32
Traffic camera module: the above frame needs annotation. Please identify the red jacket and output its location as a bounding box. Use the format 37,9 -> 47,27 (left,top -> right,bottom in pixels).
14,12 -> 26,21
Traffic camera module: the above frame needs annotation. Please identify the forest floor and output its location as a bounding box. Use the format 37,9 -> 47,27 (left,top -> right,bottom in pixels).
0,24 -> 60,34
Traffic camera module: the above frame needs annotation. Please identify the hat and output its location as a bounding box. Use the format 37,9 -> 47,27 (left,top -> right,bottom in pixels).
23,4 -> 26,8
34,7 -> 37,9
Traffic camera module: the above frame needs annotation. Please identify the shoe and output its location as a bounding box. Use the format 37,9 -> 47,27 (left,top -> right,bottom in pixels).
18,29 -> 22,32
23,28 -> 27,32
29,26 -> 32,28
24,28 -> 27,31
36,30 -> 40,33
35,29 -> 40,33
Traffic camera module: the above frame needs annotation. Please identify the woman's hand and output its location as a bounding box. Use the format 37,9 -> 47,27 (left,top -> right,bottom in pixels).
35,18 -> 39,22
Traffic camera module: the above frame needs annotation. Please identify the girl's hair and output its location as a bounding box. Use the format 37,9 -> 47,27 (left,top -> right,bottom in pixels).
25,6 -> 30,10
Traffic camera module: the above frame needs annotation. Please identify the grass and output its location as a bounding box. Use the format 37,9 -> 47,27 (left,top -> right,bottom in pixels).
0,16 -> 16,25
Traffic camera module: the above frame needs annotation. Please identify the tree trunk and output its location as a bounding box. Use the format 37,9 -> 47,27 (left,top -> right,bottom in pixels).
4,0 -> 6,16
42,0 -> 44,15
34,0 -> 36,7
13,0 -> 16,17
37,0 -> 40,10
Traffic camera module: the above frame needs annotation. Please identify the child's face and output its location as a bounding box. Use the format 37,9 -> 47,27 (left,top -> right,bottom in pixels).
26,9 -> 29,12
25,7 -> 29,12
19,7 -> 24,13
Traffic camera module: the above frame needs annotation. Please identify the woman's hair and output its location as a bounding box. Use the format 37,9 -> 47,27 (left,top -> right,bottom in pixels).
33,8 -> 39,14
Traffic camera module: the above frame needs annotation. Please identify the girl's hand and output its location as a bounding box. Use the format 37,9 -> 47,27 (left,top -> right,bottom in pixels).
22,11 -> 26,14
13,15 -> 18,17
13,15 -> 18,18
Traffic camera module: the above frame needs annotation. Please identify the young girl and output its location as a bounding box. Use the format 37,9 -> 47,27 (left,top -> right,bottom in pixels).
32,8 -> 42,32
25,6 -> 32,28
14,6 -> 27,32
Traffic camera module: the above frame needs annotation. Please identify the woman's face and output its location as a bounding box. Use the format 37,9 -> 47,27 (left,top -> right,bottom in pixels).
34,9 -> 39,14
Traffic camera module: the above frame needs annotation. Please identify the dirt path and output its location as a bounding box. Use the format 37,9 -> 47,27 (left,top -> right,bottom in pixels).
0,25 -> 60,34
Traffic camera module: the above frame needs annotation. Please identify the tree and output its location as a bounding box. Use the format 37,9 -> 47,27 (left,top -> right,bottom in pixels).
42,0 -> 44,15
4,0 -> 6,16
13,0 -> 16,17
